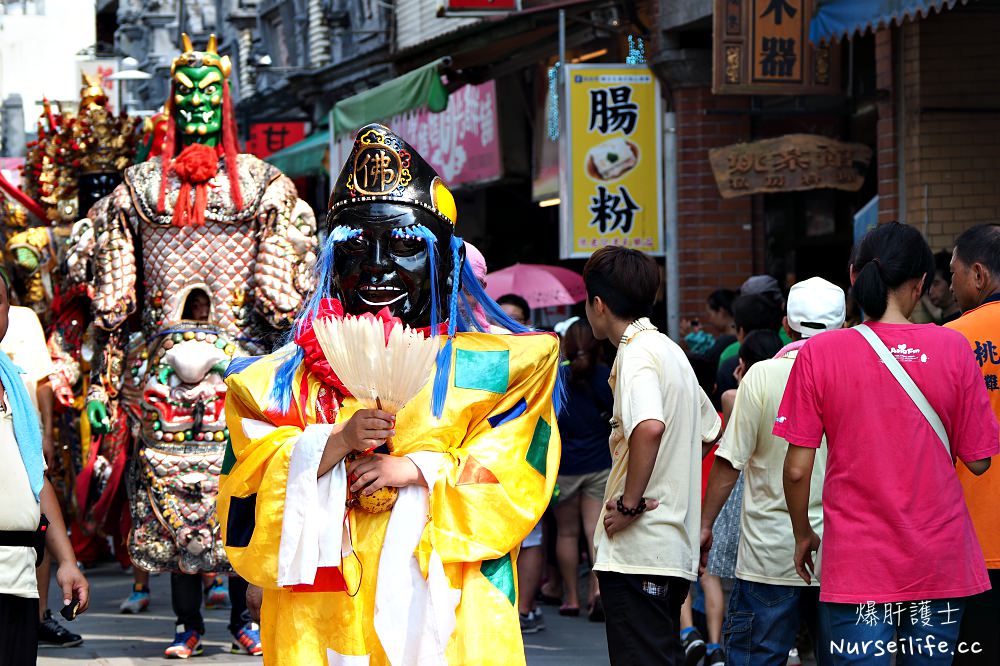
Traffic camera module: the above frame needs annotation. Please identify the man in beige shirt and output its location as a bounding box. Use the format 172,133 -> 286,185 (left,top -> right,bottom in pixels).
584,247 -> 722,666
701,277 -> 845,666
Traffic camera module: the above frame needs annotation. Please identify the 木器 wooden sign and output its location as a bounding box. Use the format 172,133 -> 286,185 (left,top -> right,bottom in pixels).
713,0 -> 840,95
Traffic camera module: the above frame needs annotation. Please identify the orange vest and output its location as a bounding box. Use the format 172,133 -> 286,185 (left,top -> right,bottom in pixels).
947,299 -> 1000,568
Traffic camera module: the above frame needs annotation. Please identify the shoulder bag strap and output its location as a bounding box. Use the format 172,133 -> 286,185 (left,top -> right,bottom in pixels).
855,323 -> 951,456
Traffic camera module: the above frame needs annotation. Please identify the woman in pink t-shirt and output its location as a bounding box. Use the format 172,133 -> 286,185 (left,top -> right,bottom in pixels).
776,222 -> 998,665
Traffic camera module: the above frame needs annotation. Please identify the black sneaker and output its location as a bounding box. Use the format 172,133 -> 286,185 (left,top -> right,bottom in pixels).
519,609 -> 545,634
706,647 -> 726,665
38,609 -> 83,648
682,627 -> 706,666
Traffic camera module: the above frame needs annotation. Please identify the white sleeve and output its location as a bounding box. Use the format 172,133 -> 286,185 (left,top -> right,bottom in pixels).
275,422 -> 348,587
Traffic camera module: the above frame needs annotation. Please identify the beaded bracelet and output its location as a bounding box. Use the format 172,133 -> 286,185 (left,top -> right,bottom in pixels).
616,496 -> 647,516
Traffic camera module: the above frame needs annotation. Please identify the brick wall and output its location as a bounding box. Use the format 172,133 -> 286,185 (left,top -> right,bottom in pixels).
900,1 -> 1000,251
876,29 -> 899,224
674,86 -> 755,319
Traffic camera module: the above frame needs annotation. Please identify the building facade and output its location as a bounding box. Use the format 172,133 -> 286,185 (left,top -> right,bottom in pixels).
0,0 -> 97,134
97,0 -> 1000,328
654,0 -> 1000,322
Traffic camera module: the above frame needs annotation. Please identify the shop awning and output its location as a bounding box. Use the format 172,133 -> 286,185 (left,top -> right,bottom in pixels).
264,130 -> 330,178
329,60 -> 449,138
809,0 -> 970,43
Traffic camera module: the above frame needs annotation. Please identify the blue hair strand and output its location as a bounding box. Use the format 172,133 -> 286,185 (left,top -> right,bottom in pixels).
267,226 -> 361,413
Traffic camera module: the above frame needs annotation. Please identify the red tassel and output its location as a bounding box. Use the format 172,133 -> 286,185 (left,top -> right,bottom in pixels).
157,110 -> 177,214
221,79 -> 244,212
193,182 -> 208,227
171,182 -> 193,226
170,143 -> 218,227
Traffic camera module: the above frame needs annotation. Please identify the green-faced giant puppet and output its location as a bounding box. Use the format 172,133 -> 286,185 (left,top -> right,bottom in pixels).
80,34 -> 317,575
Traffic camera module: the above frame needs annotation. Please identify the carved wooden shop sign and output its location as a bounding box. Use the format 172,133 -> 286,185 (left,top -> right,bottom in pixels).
709,134 -> 872,198
713,0 -> 840,95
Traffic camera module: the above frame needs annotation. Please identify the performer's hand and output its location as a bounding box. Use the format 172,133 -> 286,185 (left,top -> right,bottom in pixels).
348,454 -> 422,494
86,399 -> 111,434
603,498 -> 659,538
319,410 -> 395,478
54,384 -> 75,409
331,409 -> 395,454
246,584 -> 263,623
55,562 -> 89,615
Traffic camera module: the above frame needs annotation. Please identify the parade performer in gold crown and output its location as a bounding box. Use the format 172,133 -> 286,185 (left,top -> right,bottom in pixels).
84,34 -> 317,657
218,123 -> 562,664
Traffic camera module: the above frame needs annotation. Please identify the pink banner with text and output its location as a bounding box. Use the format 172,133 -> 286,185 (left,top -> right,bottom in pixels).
337,80 -> 502,188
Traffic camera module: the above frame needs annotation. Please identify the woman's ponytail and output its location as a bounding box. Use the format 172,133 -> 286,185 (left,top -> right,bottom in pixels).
852,258 -> 889,319
850,223 -> 934,320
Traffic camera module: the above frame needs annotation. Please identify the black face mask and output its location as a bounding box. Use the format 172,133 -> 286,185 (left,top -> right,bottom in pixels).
330,203 -> 454,327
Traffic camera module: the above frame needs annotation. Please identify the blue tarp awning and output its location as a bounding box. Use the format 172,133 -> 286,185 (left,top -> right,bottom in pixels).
809,0 -> 971,43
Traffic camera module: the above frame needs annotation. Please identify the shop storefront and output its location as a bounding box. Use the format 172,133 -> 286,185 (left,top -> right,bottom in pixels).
656,0 -> 888,322
811,0 -> 1000,253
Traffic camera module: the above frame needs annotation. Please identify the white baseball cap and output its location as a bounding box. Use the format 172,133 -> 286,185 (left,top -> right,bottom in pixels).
554,316 -> 580,338
786,277 -> 846,338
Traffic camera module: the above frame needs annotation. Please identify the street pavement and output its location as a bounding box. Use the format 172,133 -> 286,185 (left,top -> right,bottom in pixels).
38,564 -> 611,665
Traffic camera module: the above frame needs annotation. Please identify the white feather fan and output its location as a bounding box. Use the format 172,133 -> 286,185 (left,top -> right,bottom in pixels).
312,314 -> 439,415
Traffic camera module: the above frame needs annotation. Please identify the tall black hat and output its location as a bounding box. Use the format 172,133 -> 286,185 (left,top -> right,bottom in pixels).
327,123 -> 457,229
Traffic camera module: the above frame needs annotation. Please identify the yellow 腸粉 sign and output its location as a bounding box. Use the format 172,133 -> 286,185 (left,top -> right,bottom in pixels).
560,64 -> 663,259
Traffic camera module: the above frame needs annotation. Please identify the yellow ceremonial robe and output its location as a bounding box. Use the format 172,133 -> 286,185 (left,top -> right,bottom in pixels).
218,332 -> 561,665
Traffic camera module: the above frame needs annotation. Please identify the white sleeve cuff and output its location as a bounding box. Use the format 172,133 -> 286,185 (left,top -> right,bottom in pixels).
406,451 -> 446,489
277,423 -> 347,587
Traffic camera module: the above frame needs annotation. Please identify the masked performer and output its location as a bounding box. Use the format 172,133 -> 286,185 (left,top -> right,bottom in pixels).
84,34 -> 317,658
218,123 -> 561,665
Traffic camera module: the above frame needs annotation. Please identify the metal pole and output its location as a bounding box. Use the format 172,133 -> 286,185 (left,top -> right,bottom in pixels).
329,109 -> 337,200
558,9 -> 566,72
557,9 -> 568,257
178,0 -> 187,42
664,111 -> 680,341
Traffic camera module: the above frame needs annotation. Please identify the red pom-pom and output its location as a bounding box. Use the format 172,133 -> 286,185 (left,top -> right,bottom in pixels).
172,143 -> 219,184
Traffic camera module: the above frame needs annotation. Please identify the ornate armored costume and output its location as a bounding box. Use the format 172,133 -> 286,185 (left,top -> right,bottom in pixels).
4,225 -> 60,319
219,124 -> 561,664
86,35 -> 318,574
0,77 -> 139,529
22,76 -> 140,226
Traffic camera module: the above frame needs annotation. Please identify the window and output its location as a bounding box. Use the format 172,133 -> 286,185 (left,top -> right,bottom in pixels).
0,0 -> 47,15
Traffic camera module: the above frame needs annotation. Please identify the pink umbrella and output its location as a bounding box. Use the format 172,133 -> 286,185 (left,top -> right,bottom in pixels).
484,263 -> 587,309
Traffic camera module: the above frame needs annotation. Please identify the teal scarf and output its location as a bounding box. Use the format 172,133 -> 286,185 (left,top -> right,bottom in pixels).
0,350 -> 43,502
